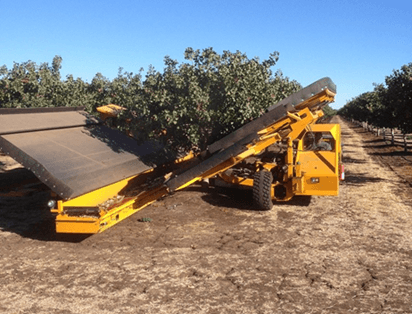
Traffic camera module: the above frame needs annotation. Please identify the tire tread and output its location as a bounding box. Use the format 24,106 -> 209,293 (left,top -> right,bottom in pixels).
253,170 -> 273,210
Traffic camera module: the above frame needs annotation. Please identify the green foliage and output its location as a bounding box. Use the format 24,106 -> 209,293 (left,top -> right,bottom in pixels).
1,49 -> 301,154
338,91 -> 381,125
317,104 -> 337,123
117,48 -> 300,152
0,56 -> 95,110
322,104 -> 337,117
384,63 -> 412,134
338,62 -> 412,134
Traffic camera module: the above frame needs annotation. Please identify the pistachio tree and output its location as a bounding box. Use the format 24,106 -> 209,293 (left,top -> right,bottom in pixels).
117,48 -> 300,153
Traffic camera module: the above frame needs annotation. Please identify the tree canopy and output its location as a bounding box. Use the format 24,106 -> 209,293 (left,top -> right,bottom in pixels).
338,62 -> 412,134
0,48 -> 301,153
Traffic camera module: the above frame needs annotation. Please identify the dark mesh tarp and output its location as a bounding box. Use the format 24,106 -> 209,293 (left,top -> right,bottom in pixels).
0,108 -> 158,199
0,107 -> 99,135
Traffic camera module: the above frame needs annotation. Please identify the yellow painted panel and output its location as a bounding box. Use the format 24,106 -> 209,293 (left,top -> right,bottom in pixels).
299,151 -> 337,176
55,216 -> 100,233
62,174 -> 141,208
297,176 -> 339,196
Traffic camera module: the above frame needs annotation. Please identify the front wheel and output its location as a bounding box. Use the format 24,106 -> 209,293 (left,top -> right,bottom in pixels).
253,170 -> 273,210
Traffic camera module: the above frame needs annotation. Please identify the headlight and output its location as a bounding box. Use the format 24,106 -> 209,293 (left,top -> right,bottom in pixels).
47,200 -> 56,208
310,177 -> 320,184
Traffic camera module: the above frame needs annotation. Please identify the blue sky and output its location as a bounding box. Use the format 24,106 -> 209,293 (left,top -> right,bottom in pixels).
1,0 -> 411,109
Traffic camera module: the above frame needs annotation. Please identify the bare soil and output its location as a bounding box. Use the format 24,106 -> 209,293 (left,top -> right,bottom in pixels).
1,116 -> 412,314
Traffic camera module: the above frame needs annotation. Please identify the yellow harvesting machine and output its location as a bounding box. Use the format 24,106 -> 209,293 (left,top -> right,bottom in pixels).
0,77 -> 343,234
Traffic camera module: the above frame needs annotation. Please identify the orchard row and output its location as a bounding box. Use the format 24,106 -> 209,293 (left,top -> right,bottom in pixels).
0,48 -> 301,154
338,63 -> 412,135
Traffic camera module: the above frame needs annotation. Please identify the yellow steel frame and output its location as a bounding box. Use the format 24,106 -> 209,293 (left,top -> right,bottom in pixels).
54,190 -> 168,233
216,88 -> 340,201
293,123 -> 341,196
52,87 -> 337,234
52,169 -> 167,233
294,88 -> 336,110
52,152 -> 197,234
216,107 -> 326,198
96,104 -> 126,121
174,132 -> 283,191
219,122 -> 341,200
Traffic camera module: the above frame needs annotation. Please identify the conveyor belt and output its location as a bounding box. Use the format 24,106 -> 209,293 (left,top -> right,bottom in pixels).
0,106 -> 99,135
0,108 -> 160,199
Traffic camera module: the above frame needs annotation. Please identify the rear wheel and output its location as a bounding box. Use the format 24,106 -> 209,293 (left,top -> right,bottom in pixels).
253,170 -> 273,210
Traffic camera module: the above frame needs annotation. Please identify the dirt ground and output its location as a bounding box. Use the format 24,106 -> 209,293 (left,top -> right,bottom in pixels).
1,116 -> 412,314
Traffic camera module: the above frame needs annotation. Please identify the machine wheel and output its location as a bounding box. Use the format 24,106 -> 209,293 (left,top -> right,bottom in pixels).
253,170 -> 273,210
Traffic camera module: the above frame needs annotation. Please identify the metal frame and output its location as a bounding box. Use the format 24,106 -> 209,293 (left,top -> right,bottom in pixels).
50,83 -> 339,233
1,78 -> 340,234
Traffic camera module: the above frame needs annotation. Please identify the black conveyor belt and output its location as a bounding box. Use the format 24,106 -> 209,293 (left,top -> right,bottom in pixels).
0,108 -> 158,199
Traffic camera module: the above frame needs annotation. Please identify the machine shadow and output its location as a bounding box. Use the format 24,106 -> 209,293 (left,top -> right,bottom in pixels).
198,185 -> 312,211
0,170 -> 90,243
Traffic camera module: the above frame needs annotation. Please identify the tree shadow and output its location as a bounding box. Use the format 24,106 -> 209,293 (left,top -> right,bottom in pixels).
368,144 -> 396,149
343,156 -> 367,164
368,151 -> 412,157
363,139 -> 385,144
349,127 -> 368,134
343,172 -> 385,186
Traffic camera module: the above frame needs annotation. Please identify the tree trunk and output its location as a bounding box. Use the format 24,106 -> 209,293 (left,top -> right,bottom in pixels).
391,129 -> 395,145
404,134 -> 408,152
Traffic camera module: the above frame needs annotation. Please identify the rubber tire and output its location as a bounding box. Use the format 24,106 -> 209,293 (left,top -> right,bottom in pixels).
253,170 -> 273,210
